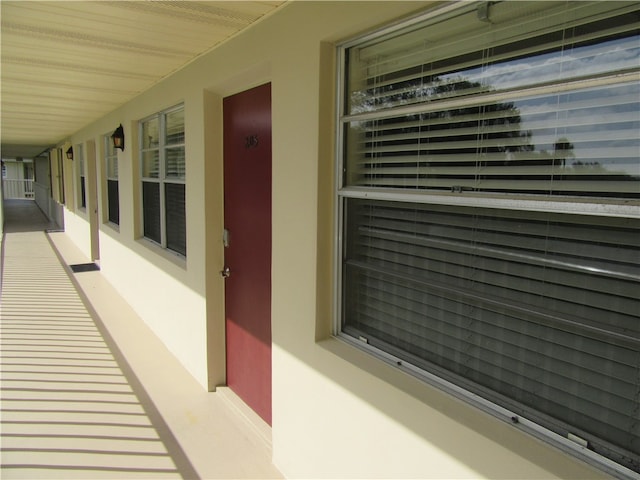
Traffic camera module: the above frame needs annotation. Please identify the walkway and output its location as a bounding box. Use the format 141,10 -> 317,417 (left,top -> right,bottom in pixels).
0,200 -> 282,479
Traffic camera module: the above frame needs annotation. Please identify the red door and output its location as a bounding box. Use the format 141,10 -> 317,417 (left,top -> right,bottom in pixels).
223,83 -> 272,425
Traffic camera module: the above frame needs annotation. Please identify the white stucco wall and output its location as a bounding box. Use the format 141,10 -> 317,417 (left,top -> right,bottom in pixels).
60,2 -> 612,479
34,156 -> 50,220
98,230 -> 208,385
63,209 -> 92,258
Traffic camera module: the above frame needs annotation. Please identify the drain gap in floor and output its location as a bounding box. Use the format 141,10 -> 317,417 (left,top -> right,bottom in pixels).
69,263 -> 100,273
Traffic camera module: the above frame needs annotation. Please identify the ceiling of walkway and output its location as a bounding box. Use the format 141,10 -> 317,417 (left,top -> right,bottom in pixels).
0,1 -> 285,159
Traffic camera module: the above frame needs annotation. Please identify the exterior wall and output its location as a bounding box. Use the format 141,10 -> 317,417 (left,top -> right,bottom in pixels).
62,149 -> 75,220
61,2 -> 611,479
34,156 -> 50,215
63,209 -> 92,258
61,142 -> 93,259
51,149 -> 63,205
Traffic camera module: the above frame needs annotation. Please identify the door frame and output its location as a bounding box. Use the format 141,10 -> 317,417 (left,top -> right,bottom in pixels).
221,82 -> 273,425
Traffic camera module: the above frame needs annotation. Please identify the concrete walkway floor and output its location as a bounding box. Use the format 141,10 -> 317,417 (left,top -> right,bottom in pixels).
1,200 -> 282,479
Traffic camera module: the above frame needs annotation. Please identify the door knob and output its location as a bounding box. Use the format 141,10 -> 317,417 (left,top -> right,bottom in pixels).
220,266 -> 231,278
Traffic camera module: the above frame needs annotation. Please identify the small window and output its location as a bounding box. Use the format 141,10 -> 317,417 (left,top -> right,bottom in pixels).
139,105 -> 186,256
105,134 -> 119,225
337,1 -> 639,476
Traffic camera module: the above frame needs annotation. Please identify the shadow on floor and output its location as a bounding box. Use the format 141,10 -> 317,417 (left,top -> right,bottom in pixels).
1,200 -> 198,479
1,198 -> 282,480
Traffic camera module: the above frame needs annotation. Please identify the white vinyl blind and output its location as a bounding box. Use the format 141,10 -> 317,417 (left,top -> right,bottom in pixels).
343,1 -> 640,197
338,1 -> 640,474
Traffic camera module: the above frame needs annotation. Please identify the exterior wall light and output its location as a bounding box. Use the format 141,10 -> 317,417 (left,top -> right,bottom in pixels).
111,124 -> 125,151
66,146 -> 74,160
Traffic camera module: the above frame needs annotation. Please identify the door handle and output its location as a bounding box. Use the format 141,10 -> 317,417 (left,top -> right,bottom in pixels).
220,266 -> 231,278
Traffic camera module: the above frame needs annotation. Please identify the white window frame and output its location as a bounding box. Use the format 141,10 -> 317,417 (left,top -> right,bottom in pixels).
139,104 -> 186,256
334,3 -> 640,479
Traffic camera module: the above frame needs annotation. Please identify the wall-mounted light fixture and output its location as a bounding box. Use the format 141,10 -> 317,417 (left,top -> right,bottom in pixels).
66,146 -> 74,160
111,124 -> 125,151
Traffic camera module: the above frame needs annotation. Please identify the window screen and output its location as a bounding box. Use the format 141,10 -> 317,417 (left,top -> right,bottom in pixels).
338,1 -> 640,474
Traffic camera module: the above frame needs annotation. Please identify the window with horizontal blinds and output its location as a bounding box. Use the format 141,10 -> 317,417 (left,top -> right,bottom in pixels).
76,144 -> 86,209
343,2 -> 639,197
105,135 -> 119,226
338,1 -> 640,476
343,198 -> 639,468
139,104 -> 186,256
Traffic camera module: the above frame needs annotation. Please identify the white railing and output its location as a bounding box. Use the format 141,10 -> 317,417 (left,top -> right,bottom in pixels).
2,179 -> 35,199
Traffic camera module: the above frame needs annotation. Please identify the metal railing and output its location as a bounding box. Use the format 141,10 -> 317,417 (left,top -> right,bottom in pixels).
2,179 -> 35,199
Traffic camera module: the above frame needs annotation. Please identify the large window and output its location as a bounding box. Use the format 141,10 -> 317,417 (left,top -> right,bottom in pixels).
105,134 -> 119,225
337,1 -> 639,476
139,105 -> 186,256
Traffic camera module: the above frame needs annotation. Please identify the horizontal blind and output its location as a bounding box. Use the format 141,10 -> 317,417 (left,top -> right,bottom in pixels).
166,147 -> 185,179
165,108 -> 185,145
343,2 -> 640,198
80,177 -> 86,209
342,198 -> 640,469
141,116 -> 160,179
105,135 -> 118,179
142,181 -> 160,244
77,143 -> 87,209
106,156 -> 118,179
165,183 -> 186,256
107,179 -> 119,225
105,135 -> 119,226
165,107 -> 185,180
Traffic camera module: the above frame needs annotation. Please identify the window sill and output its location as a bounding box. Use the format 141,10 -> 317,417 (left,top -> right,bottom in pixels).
318,335 -> 636,480
103,221 -> 120,233
136,237 -> 187,270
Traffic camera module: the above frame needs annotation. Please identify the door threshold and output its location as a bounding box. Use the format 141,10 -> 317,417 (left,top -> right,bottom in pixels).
216,386 -> 272,450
